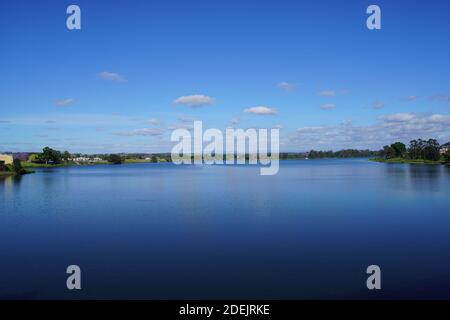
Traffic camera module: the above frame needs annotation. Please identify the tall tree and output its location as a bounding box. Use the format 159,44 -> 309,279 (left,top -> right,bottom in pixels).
41,147 -> 62,164
382,145 -> 396,159
108,154 -> 123,164
423,139 -> 440,161
390,142 -> 406,158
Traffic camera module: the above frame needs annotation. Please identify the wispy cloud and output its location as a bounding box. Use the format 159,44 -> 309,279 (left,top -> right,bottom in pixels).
320,103 -> 336,110
229,117 -> 240,126
113,128 -> 164,136
168,124 -> 194,130
429,94 -> 450,102
98,71 -> 126,82
0,120 -> 11,123
144,118 -> 160,125
371,101 -> 385,109
244,106 -> 277,115
403,95 -> 419,102
293,112 -> 450,150
317,89 -> 350,97
317,90 -> 336,97
177,116 -> 198,123
53,98 -> 75,107
174,94 -> 215,107
277,81 -> 297,91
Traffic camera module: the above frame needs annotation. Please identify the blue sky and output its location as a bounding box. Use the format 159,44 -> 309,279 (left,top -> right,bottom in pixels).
0,0 -> 449,153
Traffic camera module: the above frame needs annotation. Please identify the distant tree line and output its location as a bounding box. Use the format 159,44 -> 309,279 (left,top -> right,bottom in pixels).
306,149 -> 381,159
27,147 -> 173,165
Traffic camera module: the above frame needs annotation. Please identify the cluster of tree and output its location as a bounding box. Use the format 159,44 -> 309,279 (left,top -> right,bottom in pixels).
12,159 -> 27,175
382,139 -> 444,161
148,153 -> 172,162
307,149 -> 381,159
2,159 -> 28,175
30,147 -> 71,164
107,154 -> 123,164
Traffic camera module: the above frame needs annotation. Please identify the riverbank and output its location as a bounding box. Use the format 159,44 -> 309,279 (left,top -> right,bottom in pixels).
0,171 -> 15,177
20,160 -> 109,168
0,169 -> 34,177
19,158 -> 168,168
370,157 -> 446,165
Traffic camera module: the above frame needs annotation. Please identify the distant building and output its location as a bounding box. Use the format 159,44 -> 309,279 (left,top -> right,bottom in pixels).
73,157 -> 103,163
440,146 -> 449,155
440,142 -> 450,155
0,154 -> 14,168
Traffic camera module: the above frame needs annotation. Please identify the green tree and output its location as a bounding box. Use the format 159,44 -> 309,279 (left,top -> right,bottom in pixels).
62,151 -> 71,161
108,154 -> 123,164
12,159 -> 26,175
408,139 -> 423,160
382,145 -> 396,159
150,155 -> 158,163
390,142 -> 406,158
41,147 -> 62,164
422,139 -> 440,161
28,153 -> 41,163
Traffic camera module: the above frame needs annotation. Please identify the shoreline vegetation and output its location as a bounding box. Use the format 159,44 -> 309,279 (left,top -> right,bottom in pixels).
0,159 -> 34,177
369,157 -> 445,165
1,139 -> 449,175
369,139 -> 450,166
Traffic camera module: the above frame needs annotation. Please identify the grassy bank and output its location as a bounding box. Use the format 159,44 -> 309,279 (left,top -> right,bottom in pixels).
370,157 -> 446,165
20,160 -> 109,168
0,168 -> 34,177
123,159 -> 153,163
0,171 -> 15,176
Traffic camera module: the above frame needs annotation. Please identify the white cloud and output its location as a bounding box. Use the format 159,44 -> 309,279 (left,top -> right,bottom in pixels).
430,94 -> 450,102
178,116 -> 198,122
229,117 -> 240,126
145,118 -> 160,125
98,71 -> 125,82
403,95 -> 418,102
317,90 -> 336,97
381,113 -> 416,122
320,103 -> 336,110
244,106 -> 277,115
168,124 -> 194,130
293,113 -> 450,150
296,126 -> 327,133
53,98 -> 75,107
114,128 -> 164,136
174,94 -> 215,107
277,81 -> 296,91
371,101 -> 385,109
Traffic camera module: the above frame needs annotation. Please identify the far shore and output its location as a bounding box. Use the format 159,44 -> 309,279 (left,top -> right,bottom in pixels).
369,157 -> 447,165
4,157 -> 447,171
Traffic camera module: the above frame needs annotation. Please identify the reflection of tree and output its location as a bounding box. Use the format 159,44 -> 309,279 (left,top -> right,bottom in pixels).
408,164 -> 441,192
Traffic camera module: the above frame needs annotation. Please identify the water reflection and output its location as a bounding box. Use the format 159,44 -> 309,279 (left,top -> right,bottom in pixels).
1,160 -> 450,299
383,163 -> 446,192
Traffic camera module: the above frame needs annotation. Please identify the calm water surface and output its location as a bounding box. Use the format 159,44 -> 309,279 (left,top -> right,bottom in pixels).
1,159 -> 450,299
